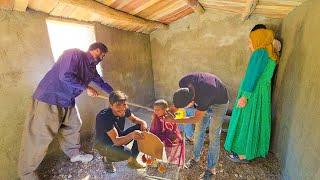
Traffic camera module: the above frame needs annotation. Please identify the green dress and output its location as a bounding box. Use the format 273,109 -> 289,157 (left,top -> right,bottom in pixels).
224,48 -> 276,160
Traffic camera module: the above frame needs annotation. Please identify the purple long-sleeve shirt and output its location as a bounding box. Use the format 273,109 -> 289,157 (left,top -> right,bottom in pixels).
33,48 -> 113,107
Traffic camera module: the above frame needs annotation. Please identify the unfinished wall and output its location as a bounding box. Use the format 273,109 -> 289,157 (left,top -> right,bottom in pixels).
271,0 -> 320,179
0,10 -> 154,179
77,21 -> 155,134
150,10 -> 281,105
0,10 -> 54,178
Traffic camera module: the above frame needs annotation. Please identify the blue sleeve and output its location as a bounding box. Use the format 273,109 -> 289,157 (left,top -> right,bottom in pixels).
92,71 -> 114,94
58,50 -> 87,90
241,49 -> 269,98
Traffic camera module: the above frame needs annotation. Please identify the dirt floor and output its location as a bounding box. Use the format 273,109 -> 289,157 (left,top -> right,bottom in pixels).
37,108 -> 280,180
179,135 -> 280,180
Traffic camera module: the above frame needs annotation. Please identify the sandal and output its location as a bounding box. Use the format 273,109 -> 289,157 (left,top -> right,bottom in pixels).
227,152 -> 250,164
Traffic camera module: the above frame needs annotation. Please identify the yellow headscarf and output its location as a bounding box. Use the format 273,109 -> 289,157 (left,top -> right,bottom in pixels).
249,29 -> 279,61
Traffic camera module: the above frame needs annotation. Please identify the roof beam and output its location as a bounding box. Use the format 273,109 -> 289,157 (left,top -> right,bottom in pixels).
242,0 -> 258,21
184,0 -> 205,14
53,0 -> 167,33
28,0 -> 59,13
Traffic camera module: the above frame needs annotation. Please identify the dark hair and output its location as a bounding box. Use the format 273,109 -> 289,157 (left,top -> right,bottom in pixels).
109,91 -> 127,105
154,99 -> 169,110
173,88 -> 193,108
88,42 -> 108,53
251,24 -> 267,32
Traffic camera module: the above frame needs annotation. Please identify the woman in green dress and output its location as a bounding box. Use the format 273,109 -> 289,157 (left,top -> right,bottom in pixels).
224,27 -> 280,162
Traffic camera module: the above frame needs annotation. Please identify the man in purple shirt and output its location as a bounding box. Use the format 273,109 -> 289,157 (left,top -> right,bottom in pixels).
18,42 -> 113,180
165,72 -> 229,179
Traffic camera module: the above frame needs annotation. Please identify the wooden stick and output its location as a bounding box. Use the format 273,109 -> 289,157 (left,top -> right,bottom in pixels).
96,95 -> 154,112
242,0 -> 258,21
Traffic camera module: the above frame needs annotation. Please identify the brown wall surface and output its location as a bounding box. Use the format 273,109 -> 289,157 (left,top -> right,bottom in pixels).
150,10 -> 282,105
271,0 -> 320,179
0,10 -> 154,179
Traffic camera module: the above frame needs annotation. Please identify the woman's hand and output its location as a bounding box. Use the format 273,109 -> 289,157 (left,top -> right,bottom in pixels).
237,97 -> 247,108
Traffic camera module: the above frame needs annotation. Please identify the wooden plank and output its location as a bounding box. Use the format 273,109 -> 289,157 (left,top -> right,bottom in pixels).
137,0 -> 176,18
129,0 -> 162,15
160,6 -> 194,23
109,0 -> 126,9
53,0 -> 167,33
0,0 -> 14,10
114,0 -> 134,9
28,0 -> 59,13
256,4 -> 294,11
200,0 -> 302,8
242,0 -> 258,21
158,4 -> 190,22
95,0 -> 117,6
201,4 -> 244,13
259,0 -> 303,6
254,4 -> 294,15
163,7 -> 193,23
200,0 -> 246,7
148,0 -> 186,20
13,0 -> 29,11
200,0 -> 246,5
200,0 -> 300,18
69,7 -> 92,21
49,1 -> 70,17
184,0 -> 205,14
121,0 -> 146,14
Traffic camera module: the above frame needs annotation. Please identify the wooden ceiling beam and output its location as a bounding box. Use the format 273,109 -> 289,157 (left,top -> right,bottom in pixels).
28,0 -> 59,13
185,0 -> 205,14
57,0 -> 167,33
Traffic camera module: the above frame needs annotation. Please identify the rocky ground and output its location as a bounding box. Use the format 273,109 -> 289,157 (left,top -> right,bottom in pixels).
37,107 -> 280,180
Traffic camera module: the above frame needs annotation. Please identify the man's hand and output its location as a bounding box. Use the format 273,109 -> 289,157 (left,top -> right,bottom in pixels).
131,130 -> 144,140
237,97 -> 247,108
86,86 -> 98,97
140,121 -> 148,132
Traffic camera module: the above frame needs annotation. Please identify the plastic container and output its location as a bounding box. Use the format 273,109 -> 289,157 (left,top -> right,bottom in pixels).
174,108 -> 186,119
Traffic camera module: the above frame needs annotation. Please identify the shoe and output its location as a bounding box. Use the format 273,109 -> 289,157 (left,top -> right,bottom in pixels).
226,153 -> 250,164
70,153 -> 93,163
185,158 -> 199,169
200,170 -> 214,180
103,157 -> 116,173
127,158 -> 146,169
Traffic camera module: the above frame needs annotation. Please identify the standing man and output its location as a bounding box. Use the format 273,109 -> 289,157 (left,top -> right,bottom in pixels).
165,72 -> 229,179
18,42 -> 113,180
